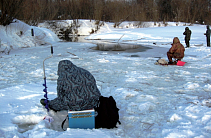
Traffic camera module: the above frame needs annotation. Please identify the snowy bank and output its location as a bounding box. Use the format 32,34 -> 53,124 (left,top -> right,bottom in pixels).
0,20 -> 59,54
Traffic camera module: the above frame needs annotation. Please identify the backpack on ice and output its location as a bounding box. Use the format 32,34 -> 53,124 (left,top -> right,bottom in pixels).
155,59 -> 168,65
95,96 -> 121,129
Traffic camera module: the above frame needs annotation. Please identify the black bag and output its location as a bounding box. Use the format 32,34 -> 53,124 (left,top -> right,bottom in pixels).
95,96 -> 121,129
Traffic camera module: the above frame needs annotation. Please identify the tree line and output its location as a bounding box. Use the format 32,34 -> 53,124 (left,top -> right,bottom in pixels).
0,0 -> 211,26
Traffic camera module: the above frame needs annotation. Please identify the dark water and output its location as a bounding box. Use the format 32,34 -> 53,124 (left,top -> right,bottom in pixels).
59,36 -> 169,57
59,36 -> 91,43
59,36 -> 79,42
59,36 -> 151,52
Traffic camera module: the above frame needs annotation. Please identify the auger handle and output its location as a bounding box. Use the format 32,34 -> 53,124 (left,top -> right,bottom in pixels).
43,44 -> 53,79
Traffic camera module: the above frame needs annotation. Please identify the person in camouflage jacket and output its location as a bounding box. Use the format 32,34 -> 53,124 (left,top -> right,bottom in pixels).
41,60 -> 101,111
167,37 -> 185,64
183,27 -> 191,48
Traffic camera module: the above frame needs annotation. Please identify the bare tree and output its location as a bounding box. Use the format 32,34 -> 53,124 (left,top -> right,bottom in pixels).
1,0 -> 211,27
0,0 -> 24,26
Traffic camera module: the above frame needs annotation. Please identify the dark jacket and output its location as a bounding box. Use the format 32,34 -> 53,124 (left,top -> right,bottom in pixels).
183,27 -> 191,41
49,60 -> 101,111
204,25 -> 211,37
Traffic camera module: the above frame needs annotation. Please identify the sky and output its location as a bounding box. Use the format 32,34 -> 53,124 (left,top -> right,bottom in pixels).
0,19 -> 211,138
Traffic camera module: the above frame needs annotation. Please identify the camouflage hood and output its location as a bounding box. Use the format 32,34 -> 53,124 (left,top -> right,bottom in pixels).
57,60 -> 74,77
173,37 -> 180,44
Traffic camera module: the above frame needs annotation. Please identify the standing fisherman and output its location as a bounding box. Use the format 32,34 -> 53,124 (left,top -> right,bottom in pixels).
183,27 -> 191,48
204,25 -> 211,47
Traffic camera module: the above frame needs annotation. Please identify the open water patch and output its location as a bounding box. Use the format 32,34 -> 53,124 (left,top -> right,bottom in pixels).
90,42 -> 152,53
59,36 -> 169,58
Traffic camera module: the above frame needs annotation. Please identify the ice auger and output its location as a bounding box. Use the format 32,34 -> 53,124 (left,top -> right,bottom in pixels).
43,45 -> 53,112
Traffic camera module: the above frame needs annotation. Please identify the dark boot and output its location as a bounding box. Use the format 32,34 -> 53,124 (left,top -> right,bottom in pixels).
168,61 -> 173,65
40,99 -> 47,106
40,99 -> 58,112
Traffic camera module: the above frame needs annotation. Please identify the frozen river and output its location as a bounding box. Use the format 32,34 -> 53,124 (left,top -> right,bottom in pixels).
1,41 -> 211,137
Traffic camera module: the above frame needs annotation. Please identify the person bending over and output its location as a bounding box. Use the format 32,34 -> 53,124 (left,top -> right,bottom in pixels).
41,60 -> 101,111
167,37 -> 185,65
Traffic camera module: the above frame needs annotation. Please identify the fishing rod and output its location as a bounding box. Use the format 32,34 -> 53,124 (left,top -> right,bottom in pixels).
43,44 -> 53,112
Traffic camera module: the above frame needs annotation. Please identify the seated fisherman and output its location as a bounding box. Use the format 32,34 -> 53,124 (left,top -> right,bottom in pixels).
41,60 -> 101,111
167,37 -> 185,64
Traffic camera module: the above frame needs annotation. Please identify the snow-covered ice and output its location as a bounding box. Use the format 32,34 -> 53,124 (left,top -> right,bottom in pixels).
0,20 -> 211,138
